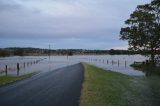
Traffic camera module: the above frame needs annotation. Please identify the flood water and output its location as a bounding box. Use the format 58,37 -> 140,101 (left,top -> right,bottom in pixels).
71,55 -> 148,76
0,55 -> 148,76
0,56 -> 78,76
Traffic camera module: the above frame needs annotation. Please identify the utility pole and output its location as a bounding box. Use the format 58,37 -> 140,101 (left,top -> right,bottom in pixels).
49,44 -> 51,61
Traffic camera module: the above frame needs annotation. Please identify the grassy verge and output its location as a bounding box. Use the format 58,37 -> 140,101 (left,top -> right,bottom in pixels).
80,63 -> 133,106
0,72 -> 37,85
80,63 -> 160,106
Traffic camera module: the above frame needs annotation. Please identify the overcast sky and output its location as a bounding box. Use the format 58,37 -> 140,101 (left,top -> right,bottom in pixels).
0,0 -> 150,49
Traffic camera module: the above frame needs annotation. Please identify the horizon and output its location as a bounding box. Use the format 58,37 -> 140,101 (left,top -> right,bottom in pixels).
0,46 -> 128,51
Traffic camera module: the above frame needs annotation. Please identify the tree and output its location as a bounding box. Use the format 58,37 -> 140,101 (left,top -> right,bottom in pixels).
14,49 -> 24,56
120,0 -> 160,65
0,49 -> 9,57
67,50 -> 73,56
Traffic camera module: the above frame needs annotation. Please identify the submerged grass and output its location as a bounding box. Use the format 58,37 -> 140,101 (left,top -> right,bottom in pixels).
0,72 -> 37,85
80,63 -> 160,106
131,63 -> 160,76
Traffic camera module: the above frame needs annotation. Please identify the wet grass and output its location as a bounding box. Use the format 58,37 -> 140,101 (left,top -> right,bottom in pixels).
80,63 -> 160,106
0,72 -> 37,85
131,64 -> 160,76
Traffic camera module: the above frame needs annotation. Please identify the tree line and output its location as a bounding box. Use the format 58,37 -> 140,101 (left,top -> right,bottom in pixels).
1,47 -> 157,57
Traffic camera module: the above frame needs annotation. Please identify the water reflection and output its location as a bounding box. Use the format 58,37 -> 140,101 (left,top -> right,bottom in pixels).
70,55 -> 148,76
0,55 -> 149,76
0,56 -> 78,76
131,65 -> 160,77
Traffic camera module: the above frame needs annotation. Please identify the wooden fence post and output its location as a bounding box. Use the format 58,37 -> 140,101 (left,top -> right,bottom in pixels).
118,60 -> 119,67
5,65 -> 7,76
24,62 -> 25,68
17,63 -> 20,76
125,61 -> 127,67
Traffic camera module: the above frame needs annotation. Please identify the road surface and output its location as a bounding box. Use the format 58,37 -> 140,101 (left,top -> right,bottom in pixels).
0,63 -> 84,106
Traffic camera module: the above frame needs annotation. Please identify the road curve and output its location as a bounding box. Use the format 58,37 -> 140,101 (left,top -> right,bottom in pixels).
0,63 -> 84,106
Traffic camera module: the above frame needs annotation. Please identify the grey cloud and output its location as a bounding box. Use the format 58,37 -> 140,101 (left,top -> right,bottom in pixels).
0,0 -> 21,11
0,0 -> 151,49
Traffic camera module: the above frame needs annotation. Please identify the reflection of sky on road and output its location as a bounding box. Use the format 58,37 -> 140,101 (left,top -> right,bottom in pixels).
0,55 -> 148,76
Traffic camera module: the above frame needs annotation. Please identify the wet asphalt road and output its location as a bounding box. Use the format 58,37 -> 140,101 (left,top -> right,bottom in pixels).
0,63 -> 84,106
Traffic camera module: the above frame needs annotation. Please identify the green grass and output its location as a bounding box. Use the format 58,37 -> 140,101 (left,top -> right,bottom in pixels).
80,63 -> 160,106
80,64 -> 132,106
0,72 -> 37,85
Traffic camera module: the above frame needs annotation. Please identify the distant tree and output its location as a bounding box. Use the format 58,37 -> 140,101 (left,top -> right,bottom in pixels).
0,49 -> 9,57
14,49 -> 24,56
109,49 -> 116,55
120,0 -> 160,65
67,50 -> 73,56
